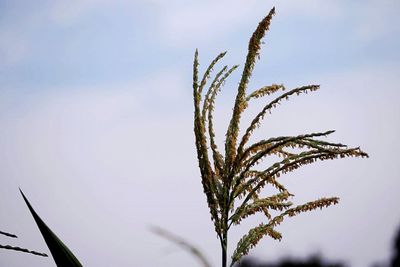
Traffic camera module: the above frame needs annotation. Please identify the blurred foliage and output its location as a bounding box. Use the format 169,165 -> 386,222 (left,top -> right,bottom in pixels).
236,254 -> 345,267
236,225 -> 400,267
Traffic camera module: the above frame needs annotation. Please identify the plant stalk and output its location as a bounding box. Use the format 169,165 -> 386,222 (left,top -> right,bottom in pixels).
221,200 -> 229,267
221,235 -> 227,267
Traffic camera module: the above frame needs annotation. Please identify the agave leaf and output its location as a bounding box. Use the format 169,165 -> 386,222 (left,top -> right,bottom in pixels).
20,189 -> 83,267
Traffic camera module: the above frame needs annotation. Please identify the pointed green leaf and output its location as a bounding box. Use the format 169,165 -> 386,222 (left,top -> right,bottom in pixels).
20,189 -> 83,267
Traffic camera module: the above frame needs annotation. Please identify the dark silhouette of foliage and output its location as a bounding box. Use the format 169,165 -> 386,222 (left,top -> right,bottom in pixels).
235,255 -> 345,267
390,225 -> 400,267
234,225 -> 400,267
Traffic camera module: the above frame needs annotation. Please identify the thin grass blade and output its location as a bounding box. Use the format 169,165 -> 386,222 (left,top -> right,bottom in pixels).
0,244 -> 48,257
0,230 -> 18,238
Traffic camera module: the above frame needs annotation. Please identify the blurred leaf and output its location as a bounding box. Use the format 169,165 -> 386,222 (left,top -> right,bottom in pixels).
150,226 -> 212,267
20,189 -> 83,267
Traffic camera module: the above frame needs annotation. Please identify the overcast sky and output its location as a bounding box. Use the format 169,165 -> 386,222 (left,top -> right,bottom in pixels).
1,1 -> 399,267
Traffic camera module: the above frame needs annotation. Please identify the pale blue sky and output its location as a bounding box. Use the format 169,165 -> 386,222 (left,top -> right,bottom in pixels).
1,1 -> 399,267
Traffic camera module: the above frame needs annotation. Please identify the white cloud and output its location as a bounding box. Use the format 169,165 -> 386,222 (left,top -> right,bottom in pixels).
49,0 -> 112,25
274,0 -> 342,19
150,0 -> 344,47
154,0 -> 259,47
150,0 -> 399,48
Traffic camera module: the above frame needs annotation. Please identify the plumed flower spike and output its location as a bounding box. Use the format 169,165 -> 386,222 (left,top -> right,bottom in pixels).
192,7 -> 368,267
225,7 -> 276,172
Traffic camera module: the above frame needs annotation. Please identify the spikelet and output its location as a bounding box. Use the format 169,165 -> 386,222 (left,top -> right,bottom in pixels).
206,65 -> 240,119
233,173 -> 290,200
246,84 -> 285,102
284,197 -> 340,217
206,65 -> 239,175
193,50 -> 222,236
230,192 -> 292,225
238,130 -> 334,171
237,85 -> 320,158
230,198 -> 339,266
231,223 -> 281,265
202,66 -> 228,121
231,131 -> 336,195
193,49 -> 199,95
198,52 -> 227,95
225,7 -> 276,172
231,147 -> 367,231
267,197 -> 340,229
199,63 -> 227,177
303,138 -> 347,148
250,193 -> 272,219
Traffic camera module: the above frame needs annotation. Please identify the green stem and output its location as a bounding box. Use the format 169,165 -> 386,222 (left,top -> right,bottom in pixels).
221,235 -> 227,267
221,199 -> 229,267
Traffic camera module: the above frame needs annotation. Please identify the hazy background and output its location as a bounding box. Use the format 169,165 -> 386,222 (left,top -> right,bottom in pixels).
1,0 -> 399,266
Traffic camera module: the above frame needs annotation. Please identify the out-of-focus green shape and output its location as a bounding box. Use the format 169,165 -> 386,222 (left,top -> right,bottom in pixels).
20,189 -> 83,267
151,226 -> 212,267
